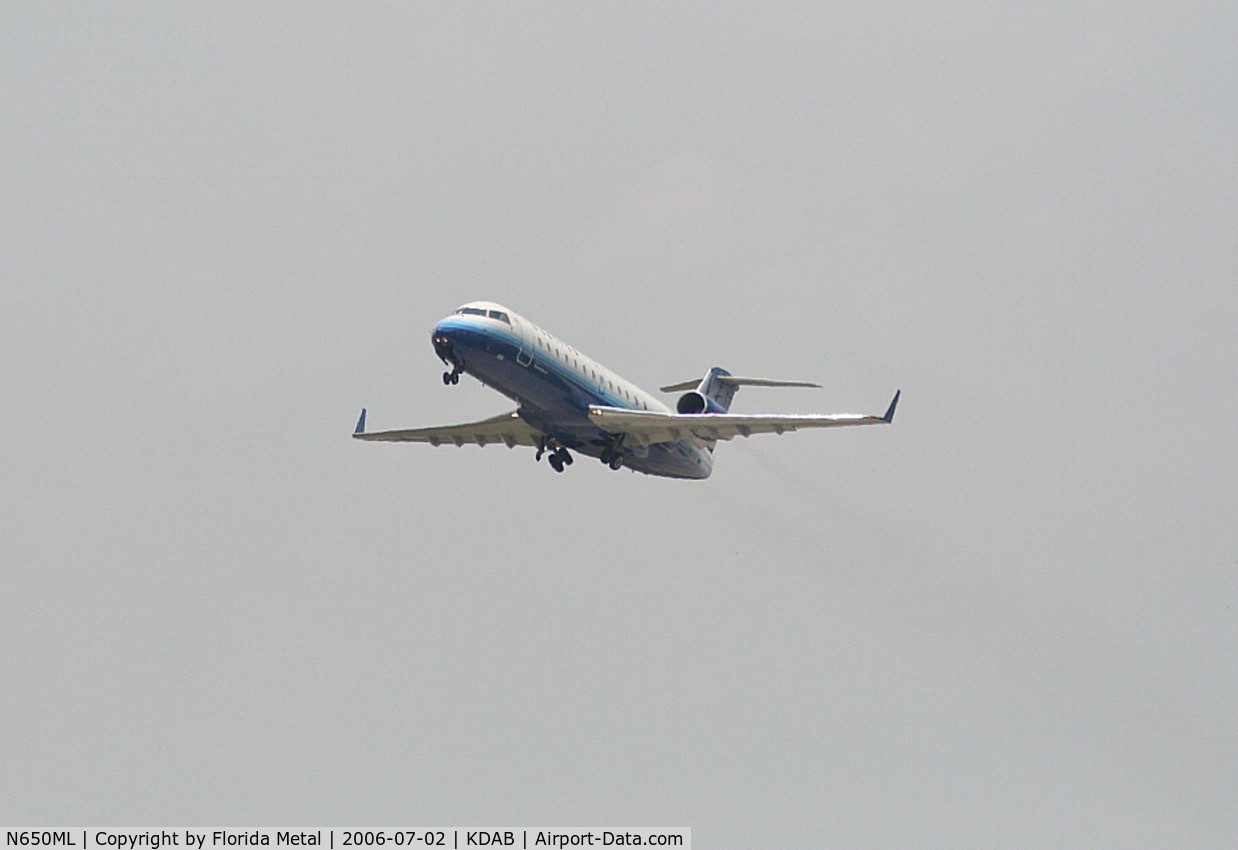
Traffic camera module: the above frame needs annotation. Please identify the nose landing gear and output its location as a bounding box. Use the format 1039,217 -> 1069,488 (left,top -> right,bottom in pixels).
433,334 -> 463,386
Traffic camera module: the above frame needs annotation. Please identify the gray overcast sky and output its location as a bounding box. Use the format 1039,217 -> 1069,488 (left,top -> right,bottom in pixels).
2,2 -> 1235,845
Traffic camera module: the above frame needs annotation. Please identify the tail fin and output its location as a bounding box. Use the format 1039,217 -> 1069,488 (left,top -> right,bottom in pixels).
699,367 -> 739,412
660,368 -> 820,414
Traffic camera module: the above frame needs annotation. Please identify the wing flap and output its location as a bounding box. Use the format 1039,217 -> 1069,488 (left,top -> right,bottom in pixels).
352,410 -> 542,448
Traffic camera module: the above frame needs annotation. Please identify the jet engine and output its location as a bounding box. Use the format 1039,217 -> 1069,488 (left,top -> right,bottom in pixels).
676,391 -> 727,414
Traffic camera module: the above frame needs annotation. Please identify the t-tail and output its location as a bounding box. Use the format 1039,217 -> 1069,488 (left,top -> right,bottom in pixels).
660,367 -> 822,414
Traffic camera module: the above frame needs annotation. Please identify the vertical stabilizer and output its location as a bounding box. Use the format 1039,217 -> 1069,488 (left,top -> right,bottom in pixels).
698,367 -> 738,412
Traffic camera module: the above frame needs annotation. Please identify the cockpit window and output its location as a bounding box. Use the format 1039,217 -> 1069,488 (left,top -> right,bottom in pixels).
454,307 -> 510,323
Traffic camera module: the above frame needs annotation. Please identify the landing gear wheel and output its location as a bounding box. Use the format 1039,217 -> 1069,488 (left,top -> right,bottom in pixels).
442,371 -> 452,385
608,453 -> 624,470
549,453 -> 565,473
600,448 -> 613,465
556,448 -> 573,466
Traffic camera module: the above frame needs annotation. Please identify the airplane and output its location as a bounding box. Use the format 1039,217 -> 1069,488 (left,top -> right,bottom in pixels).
352,301 -> 899,480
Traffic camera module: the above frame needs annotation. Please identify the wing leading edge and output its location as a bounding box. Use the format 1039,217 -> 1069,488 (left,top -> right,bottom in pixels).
352,409 -> 542,448
587,390 -> 900,448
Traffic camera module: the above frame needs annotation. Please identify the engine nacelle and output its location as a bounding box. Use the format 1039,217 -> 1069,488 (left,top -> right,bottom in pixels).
676,391 -> 727,414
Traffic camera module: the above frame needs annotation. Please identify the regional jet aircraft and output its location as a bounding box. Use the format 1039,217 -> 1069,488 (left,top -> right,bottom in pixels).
352,301 -> 899,480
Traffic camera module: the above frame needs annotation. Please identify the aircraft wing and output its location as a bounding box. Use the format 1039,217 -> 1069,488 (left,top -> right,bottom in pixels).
351,408 -> 542,448
587,391 -> 899,448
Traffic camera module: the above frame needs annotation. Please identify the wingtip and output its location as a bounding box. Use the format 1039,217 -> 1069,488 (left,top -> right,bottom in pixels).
882,390 -> 901,423
354,407 -> 367,436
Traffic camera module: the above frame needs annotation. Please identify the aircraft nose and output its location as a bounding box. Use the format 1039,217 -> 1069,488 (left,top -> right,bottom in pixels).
432,326 -> 454,360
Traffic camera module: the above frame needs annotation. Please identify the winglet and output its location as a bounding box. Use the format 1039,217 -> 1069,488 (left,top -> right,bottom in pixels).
354,408 -> 367,435
882,390 -> 901,423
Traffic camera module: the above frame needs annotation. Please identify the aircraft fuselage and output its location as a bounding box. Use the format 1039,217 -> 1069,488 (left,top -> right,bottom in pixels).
432,303 -> 714,479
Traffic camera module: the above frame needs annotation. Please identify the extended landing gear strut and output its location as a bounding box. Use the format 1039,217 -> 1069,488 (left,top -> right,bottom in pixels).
433,334 -> 463,385
536,438 -> 574,473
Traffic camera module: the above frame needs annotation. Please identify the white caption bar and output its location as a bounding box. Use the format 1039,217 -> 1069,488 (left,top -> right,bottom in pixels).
2,830 -> 690,850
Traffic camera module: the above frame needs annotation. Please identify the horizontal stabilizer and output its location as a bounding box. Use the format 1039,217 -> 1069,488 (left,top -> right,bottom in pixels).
660,376 -> 821,392
720,376 -> 821,388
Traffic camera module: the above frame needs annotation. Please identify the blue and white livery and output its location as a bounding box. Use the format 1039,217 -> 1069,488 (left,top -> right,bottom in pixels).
353,301 -> 899,480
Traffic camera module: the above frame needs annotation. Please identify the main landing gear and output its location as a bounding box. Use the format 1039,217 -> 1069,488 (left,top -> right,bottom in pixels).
548,448 -> 573,473
535,437 -> 625,474
599,447 -> 624,470
600,434 -> 625,470
536,438 -> 574,473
